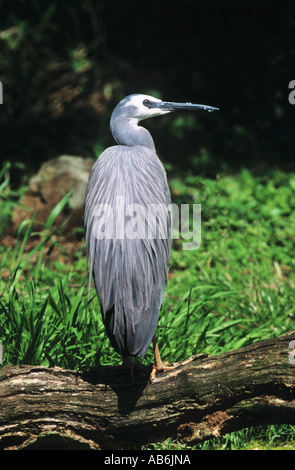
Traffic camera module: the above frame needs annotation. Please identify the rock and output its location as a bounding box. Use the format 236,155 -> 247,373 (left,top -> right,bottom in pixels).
12,155 -> 94,233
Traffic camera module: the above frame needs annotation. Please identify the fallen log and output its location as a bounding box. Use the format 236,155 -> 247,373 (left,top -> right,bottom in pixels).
1,331 -> 295,450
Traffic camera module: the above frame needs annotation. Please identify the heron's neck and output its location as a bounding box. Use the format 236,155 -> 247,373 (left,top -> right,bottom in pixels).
110,117 -> 156,152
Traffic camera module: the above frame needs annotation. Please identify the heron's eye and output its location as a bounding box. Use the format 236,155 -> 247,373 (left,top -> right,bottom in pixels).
143,99 -> 151,108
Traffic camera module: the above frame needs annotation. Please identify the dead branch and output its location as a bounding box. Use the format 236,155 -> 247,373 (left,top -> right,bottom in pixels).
1,331 -> 295,450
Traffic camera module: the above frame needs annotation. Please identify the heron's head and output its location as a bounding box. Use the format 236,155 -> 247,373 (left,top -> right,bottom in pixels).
111,94 -> 219,125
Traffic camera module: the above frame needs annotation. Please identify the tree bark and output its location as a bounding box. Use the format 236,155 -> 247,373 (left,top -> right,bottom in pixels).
1,331 -> 295,450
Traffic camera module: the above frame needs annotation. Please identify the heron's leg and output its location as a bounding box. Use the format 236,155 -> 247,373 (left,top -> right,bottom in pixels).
122,356 -> 135,382
150,335 -> 177,382
151,336 -> 206,382
152,335 -> 165,370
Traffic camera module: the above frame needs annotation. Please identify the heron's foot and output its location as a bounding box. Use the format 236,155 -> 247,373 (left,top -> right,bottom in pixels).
150,360 -> 178,382
150,355 -> 206,383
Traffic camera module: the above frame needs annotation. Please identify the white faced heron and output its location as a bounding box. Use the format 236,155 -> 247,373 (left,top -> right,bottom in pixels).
84,94 -> 218,375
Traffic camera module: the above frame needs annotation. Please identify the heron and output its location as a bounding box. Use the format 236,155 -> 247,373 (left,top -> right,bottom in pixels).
84,93 -> 218,378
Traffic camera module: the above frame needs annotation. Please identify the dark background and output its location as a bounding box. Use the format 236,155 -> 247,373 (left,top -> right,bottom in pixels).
0,0 -> 294,185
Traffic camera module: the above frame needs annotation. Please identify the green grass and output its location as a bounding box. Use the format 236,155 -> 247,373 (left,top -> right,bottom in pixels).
0,162 -> 295,449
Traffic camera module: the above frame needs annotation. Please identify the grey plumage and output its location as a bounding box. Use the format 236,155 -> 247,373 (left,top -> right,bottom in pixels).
85,144 -> 171,357
84,94 -> 218,360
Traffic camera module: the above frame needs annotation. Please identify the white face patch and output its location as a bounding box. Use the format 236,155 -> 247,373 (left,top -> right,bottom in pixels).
125,94 -> 171,121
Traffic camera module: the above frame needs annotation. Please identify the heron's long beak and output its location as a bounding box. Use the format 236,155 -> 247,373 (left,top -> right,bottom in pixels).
157,101 -> 219,112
